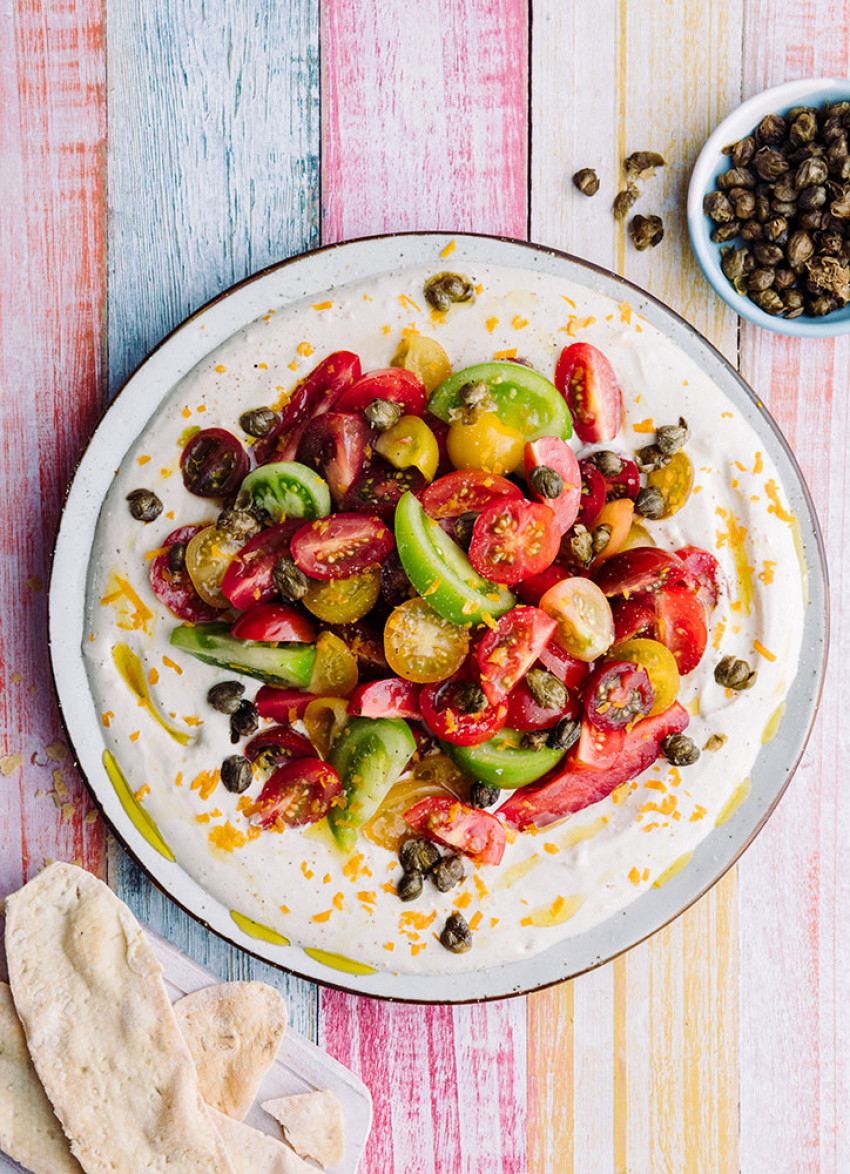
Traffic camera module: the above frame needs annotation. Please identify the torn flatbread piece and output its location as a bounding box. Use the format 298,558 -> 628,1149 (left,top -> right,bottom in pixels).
4,862 -> 236,1173
262,1090 -> 345,1169
0,982 -> 83,1174
174,981 -> 288,1119
211,1108 -> 316,1173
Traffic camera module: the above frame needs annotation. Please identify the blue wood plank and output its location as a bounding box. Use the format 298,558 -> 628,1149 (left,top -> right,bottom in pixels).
106,0 -> 320,1039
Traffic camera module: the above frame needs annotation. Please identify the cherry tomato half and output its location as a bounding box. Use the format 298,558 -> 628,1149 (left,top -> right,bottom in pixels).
390,334 -> 452,393
599,454 -> 640,501
515,563 -> 571,607
185,525 -> 243,607
607,637 -> 680,716
651,585 -> 708,675
374,415 -> 440,481
344,460 -> 426,521
290,514 -> 394,580
573,718 -> 625,769
221,520 -> 302,609
323,619 -> 389,680
583,659 -> 655,731
295,411 -> 372,507
348,678 -> 422,720
477,606 -> 557,704
244,725 -> 314,768
383,597 -> 470,684
611,597 -> 655,643
335,367 -> 427,416
302,569 -> 381,624
419,672 -> 509,746
446,412 -> 525,475
469,499 -> 560,585
539,577 -> 615,662
403,796 -> 506,865
646,451 -> 694,517
593,547 -> 687,598
255,351 -> 362,465
180,428 -> 250,498
591,499 -> 635,565
675,545 -> 723,611
524,436 -> 582,534
420,469 -> 524,520
537,640 -> 591,692
231,603 -> 315,643
149,524 -> 219,622
507,679 -> 581,731
255,686 -> 315,724
576,459 -> 607,528
248,758 -> 341,829
307,630 -> 359,697
555,343 -> 623,443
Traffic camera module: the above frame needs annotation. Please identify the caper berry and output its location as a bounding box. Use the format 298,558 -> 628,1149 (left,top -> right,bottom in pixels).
273,555 -> 309,602
423,271 -> 475,312
613,182 -> 639,220
590,449 -> 624,477
217,508 -> 262,541
591,523 -> 612,558
660,733 -> 700,767
730,136 -> 755,168
470,781 -> 500,809
399,837 -> 440,874
567,523 -> 594,567
634,485 -> 665,520
711,222 -> 742,244
458,379 -> 493,412
795,156 -> 829,189
432,854 -> 465,893
773,267 -> 796,291
526,668 -> 568,711
573,167 -> 600,196
750,288 -> 784,315
126,488 -> 163,523
628,213 -> 664,251
440,911 -> 473,954
790,112 -> 817,146
731,190 -> 756,220
718,166 -> 756,191
455,683 -> 487,714
655,416 -> 690,456
635,444 -> 671,472
703,191 -> 735,224
740,219 -> 763,241
528,464 -> 564,499
239,407 -> 280,438
221,754 -> 253,794
754,147 -> 789,182
786,228 -> 815,268
714,655 -> 758,691
207,680 -> 245,714
397,870 -> 423,902
748,267 -> 776,293
364,398 -> 403,431
753,240 -> 784,266
798,184 -> 827,210
624,150 -> 666,179
167,542 -> 187,573
756,113 -> 786,147
548,717 -> 581,751
230,699 -> 259,743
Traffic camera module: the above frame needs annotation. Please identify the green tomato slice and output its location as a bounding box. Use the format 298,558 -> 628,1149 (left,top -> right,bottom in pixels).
427,362 -> 572,441
440,727 -> 566,789
169,622 -> 316,687
327,716 -> 417,851
238,460 -> 331,521
394,491 -> 515,626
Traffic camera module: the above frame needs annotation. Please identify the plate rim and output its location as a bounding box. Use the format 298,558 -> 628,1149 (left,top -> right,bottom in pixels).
48,230 -> 830,1003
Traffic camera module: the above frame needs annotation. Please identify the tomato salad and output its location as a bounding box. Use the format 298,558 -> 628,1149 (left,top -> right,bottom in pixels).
139,331 -> 722,957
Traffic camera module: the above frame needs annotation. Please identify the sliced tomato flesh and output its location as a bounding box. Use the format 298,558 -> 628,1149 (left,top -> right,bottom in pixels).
335,367 -> 427,416
295,412 -> 372,507
469,499 -> 560,585
583,659 -> 654,731
652,585 -> 709,675
255,350 -> 361,463
149,524 -> 219,622
244,725 -> 314,768
611,597 -> 655,643
231,603 -> 315,643
577,459 -> 607,528
254,686 -> 315,725
344,460 -> 426,521
419,469 -> 524,520
248,758 -> 342,829
507,679 -> 581,731
347,678 -> 422,720
593,547 -> 687,597
477,606 -> 557,704
419,672 -> 508,746
675,545 -> 724,611
537,640 -> 591,692
404,796 -> 506,865
555,342 -> 623,443
221,520 -> 302,609
573,718 -> 625,768
515,563 -> 571,607
524,437 -> 582,533
290,514 -> 394,580
599,454 -> 640,501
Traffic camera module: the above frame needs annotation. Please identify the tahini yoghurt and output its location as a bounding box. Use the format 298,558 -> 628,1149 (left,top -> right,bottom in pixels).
84,262 -> 805,974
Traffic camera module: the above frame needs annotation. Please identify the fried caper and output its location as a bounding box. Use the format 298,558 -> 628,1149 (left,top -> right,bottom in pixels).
273,555 -> 309,602
527,668 -> 568,711
440,911 -> 473,953
207,680 -> 245,714
364,398 -> 403,431
423,271 -> 475,312
399,837 -> 440,874
397,871 -> 424,902
660,733 -> 701,767
432,855 -> 465,893
528,464 -> 564,499
470,782 -> 500,809
239,407 -> 280,438
126,488 -> 163,523
221,755 -> 253,794
714,655 -> 758,691
229,699 -> 259,743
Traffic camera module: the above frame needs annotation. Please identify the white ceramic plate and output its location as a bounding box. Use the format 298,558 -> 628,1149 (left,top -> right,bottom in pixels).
0,930 -> 372,1173
49,233 -> 828,1002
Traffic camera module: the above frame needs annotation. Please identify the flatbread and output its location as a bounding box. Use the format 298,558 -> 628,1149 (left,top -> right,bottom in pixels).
174,982 -> 288,1119
211,1108 -> 316,1173
0,982 -> 83,1174
4,862 -> 235,1173
262,1090 -> 345,1169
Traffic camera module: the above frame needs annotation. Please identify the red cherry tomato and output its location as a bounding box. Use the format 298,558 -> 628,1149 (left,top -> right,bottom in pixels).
477,606 -> 557,704
290,514 -> 394,580
576,459 -> 607,529
593,547 -> 687,597
231,603 -> 315,643
403,796 -> 506,865
347,678 -> 422,720
335,368 -> 427,416
221,519 -> 302,609
244,725 -> 314,767
255,351 -> 361,464
573,718 -> 625,768
419,469 -> 524,520
537,641 -> 591,692
248,758 -> 342,829
507,679 -> 581,731
524,437 -> 582,533
598,454 -> 640,501
323,619 -> 390,680
180,428 -> 249,498
498,703 -> 689,831
296,412 -> 372,506
652,585 -> 709,675
555,342 -> 623,443
149,524 -> 219,622
255,686 -> 314,724
424,412 -> 454,478
344,459 -> 426,520
611,597 -> 655,643
583,659 -> 655,731
675,545 -> 724,611
514,563 -> 570,607
419,673 -> 508,746
469,499 -> 560,585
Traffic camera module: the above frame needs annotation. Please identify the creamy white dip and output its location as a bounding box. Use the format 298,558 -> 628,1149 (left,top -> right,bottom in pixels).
84,262 -> 805,975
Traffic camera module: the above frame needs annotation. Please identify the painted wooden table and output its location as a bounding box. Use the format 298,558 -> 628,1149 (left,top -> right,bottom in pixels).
1,0 -> 846,1169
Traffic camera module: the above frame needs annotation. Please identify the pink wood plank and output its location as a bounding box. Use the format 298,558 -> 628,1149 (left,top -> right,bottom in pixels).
319,2 -> 529,1169
0,0 -> 107,923
738,4 -> 849,1170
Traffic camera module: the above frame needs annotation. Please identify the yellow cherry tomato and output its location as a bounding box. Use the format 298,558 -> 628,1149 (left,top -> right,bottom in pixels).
619,521 -> 657,551
539,577 -> 615,662
608,637 -> 680,715
302,569 -> 381,624
383,596 -> 470,683
646,452 -> 694,517
307,631 -> 359,697
446,412 -> 525,475
304,696 -> 350,758
390,335 -> 452,393
184,526 -> 241,607
362,753 -> 471,852
591,498 -> 635,565
374,415 -> 440,481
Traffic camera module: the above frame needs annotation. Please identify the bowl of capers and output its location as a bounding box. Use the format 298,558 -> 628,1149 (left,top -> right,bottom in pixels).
688,77 -> 850,335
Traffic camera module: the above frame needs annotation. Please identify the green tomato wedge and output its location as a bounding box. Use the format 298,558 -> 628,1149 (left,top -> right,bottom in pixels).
238,460 -> 331,522
170,622 -> 316,687
440,727 -> 566,789
394,491 -> 514,626
327,716 -> 417,852
427,361 -> 572,441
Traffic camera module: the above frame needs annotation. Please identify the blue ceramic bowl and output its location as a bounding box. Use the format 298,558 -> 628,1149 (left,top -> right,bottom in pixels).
688,77 -> 850,337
